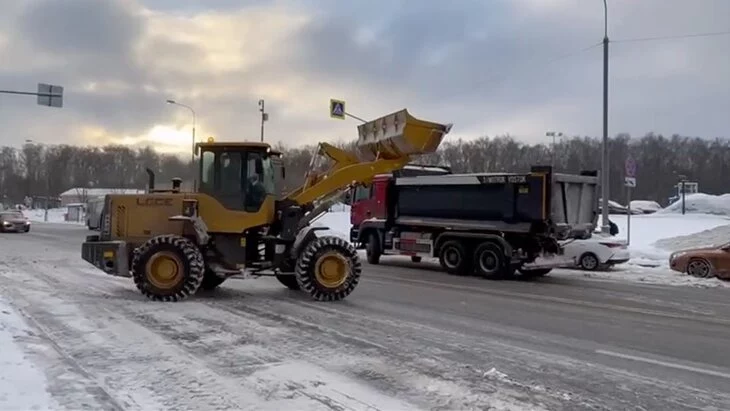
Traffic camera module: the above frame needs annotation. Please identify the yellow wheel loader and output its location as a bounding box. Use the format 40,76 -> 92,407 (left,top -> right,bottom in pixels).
81,109 -> 452,302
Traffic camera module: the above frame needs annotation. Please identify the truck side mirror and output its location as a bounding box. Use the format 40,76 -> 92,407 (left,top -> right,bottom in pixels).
255,158 -> 264,175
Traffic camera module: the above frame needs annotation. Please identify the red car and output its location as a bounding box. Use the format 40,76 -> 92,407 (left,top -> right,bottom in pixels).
0,210 -> 31,233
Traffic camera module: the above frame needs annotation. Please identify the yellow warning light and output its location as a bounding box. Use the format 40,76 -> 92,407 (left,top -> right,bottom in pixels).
207,136 -> 215,143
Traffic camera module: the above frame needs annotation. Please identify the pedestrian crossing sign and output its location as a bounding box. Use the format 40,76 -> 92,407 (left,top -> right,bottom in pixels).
330,99 -> 346,120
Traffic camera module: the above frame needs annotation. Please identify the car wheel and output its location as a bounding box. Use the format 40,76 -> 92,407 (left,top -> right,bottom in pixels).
579,253 -> 600,271
686,258 -> 713,278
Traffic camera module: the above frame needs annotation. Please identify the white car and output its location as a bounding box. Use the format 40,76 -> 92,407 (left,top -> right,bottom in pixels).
560,233 -> 630,270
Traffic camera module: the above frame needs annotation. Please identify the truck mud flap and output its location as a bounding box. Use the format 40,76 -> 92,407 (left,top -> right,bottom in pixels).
81,240 -> 130,277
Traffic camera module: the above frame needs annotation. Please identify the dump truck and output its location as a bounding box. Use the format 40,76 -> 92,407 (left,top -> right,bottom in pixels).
80,109 -> 452,302
349,166 -> 599,278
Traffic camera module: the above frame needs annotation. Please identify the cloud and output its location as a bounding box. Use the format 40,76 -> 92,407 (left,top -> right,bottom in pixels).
0,0 -> 727,158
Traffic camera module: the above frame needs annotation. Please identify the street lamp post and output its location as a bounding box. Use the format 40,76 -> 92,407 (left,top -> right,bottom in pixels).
166,99 -> 196,188
258,99 -> 268,142
600,0 -> 611,233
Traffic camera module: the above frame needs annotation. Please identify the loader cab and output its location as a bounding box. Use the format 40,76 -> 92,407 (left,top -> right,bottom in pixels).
195,140 -> 282,212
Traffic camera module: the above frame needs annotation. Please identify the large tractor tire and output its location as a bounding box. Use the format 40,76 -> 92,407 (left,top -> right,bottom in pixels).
295,236 -> 362,301
131,234 -> 205,302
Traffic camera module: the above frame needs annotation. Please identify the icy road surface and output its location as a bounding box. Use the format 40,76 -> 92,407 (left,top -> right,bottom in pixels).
2,223 -> 730,410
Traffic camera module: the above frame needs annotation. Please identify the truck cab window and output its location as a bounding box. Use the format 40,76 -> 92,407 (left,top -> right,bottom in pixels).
354,185 -> 372,201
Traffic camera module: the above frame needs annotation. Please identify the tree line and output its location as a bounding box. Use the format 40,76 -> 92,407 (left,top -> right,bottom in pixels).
1,133 -> 727,207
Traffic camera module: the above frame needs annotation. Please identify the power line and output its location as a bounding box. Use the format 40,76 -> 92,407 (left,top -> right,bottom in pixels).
613,30 -> 730,43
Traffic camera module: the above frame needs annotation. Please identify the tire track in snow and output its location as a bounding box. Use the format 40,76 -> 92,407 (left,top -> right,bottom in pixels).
0,256 -> 423,411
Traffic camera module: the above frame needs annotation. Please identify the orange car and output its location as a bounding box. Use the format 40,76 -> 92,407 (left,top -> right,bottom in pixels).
669,242 -> 730,280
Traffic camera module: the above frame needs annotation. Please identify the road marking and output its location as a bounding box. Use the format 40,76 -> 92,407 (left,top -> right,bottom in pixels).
595,349 -> 730,380
364,276 -> 730,326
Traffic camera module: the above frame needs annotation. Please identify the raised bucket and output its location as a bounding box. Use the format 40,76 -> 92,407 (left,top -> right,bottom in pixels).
356,109 -> 453,161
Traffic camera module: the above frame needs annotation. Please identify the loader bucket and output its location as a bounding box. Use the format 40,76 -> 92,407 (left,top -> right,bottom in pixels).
356,109 -> 453,161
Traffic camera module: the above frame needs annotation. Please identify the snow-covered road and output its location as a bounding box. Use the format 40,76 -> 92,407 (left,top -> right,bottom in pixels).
2,223 -> 730,410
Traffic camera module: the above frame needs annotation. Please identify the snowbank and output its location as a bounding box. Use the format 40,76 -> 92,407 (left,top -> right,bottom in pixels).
599,213 -> 730,268
22,207 -> 85,225
0,297 -> 57,410
657,193 -> 730,216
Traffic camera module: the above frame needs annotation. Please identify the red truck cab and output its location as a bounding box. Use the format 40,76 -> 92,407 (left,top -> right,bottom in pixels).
349,165 -> 451,246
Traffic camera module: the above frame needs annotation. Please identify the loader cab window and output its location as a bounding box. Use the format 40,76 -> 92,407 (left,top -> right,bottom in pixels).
198,148 -> 275,212
245,152 -> 275,212
200,151 -> 215,190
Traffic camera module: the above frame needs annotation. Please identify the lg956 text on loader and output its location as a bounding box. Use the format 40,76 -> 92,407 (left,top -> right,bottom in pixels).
80,109 -> 452,302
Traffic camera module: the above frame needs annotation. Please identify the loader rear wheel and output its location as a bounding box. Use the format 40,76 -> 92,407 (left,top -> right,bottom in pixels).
131,235 -> 205,302
296,236 -> 361,301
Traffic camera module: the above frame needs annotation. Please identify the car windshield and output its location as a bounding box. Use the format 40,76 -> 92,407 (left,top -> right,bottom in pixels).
0,211 -> 23,218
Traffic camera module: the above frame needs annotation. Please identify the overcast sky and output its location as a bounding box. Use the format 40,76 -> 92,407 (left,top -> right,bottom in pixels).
0,0 -> 728,155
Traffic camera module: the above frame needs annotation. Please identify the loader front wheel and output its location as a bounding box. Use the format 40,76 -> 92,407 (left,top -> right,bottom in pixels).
131,235 -> 205,302
295,236 -> 361,301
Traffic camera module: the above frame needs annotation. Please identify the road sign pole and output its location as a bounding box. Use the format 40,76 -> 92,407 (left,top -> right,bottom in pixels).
626,186 -> 631,245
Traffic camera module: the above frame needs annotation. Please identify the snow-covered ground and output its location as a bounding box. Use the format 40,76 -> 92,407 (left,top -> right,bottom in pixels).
0,297 -> 58,410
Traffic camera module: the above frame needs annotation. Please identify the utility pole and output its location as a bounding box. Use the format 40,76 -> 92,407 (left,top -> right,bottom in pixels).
165,99 -> 196,189
258,99 -> 268,142
600,0 -> 611,233
546,131 -> 563,169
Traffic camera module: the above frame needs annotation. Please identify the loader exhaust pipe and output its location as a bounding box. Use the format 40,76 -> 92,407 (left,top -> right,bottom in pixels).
145,168 -> 155,192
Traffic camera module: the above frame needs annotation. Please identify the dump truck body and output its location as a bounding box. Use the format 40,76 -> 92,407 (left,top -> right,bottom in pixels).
351,166 -> 599,278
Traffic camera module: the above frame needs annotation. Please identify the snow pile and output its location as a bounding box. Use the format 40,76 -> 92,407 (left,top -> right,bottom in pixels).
0,297 -> 57,410
654,224 -> 730,252
22,207 -> 85,225
630,200 -> 662,213
600,213 -> 730,267
312,204 -> 352,239
657,193 -> 730,216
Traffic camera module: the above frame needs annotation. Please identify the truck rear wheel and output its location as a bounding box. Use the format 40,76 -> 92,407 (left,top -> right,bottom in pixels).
365,232 -> 381,264
473,241 -> 511,280
295,236 -> 361,301
131,234 -> 205,302
439,240 -> 471,275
